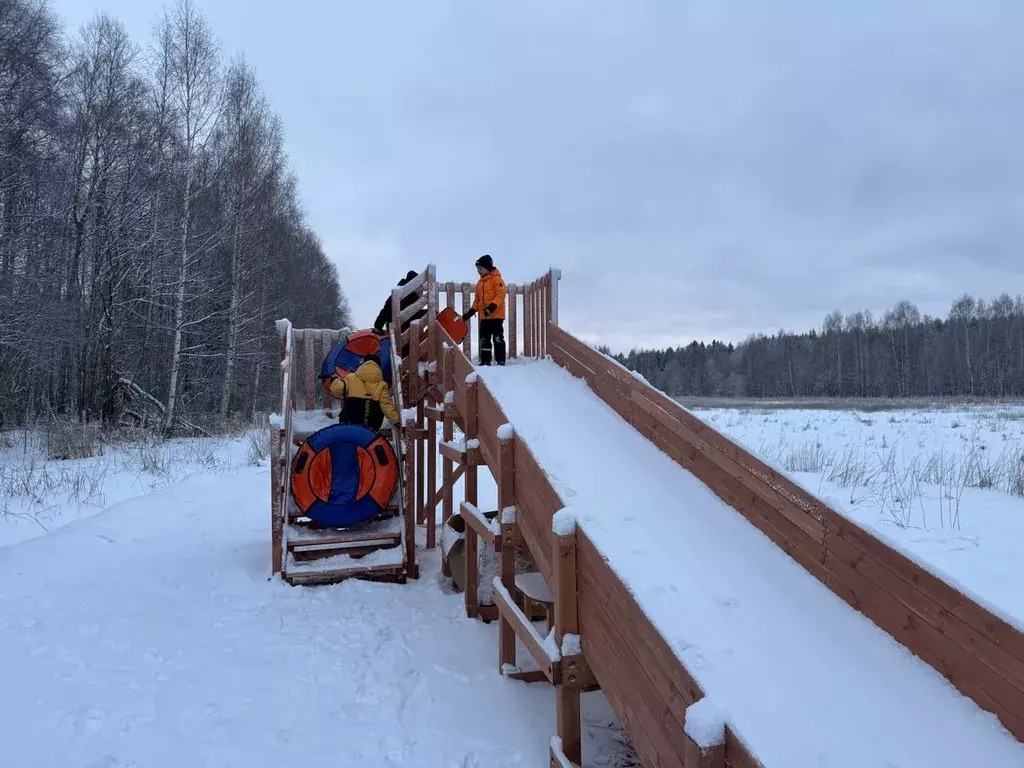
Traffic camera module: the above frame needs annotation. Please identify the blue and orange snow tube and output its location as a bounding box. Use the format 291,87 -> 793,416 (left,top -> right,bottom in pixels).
290,424 -> 398,527
320,329 -> 393,396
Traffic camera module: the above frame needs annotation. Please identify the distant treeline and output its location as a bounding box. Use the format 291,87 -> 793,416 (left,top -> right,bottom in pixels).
609,294 -> 1024,399
0,0 -> 349,432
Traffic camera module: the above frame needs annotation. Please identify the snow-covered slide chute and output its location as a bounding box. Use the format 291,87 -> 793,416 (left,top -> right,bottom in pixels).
320,329 -> 394,395
290,424 -> 398,527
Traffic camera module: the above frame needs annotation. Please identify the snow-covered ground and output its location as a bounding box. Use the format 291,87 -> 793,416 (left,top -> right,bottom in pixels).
693,405 -> 1024,627
0,433 -> 635,767
0,430 -> 259,548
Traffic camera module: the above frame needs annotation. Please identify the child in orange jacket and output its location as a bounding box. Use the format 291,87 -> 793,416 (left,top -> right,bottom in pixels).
461,254 -> 507,366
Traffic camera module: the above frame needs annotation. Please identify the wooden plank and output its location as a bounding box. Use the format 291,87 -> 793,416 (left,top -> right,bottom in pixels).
524,283 -> 532,356
578,530 -> 703,712
492,579 -> 555,682
416,401 -> 425,525
441,347 -> 456,581
821,542 -> 1024,738
831,513 -> 1024,667
461,283 -> 472,358
828,520 -> 1024,690
302,333 -> 314,411
427,394 -> 437,549
461,501 -> 498,550
554,528 -> 581,764
579,585 -> 685,768
476,381 -> 506,470
508,283 -> 518,358
498,433 -> 517,671
464,377 -> 479,617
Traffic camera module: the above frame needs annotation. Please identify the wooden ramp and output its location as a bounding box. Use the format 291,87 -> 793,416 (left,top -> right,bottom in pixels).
271,265 -> 1024,767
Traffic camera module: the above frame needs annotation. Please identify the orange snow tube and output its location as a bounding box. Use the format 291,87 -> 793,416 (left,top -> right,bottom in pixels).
291,424 -> 398,527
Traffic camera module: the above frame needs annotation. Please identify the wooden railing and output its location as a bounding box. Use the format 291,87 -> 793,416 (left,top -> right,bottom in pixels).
546,321 -> 1024,744
436,268 -> 560,361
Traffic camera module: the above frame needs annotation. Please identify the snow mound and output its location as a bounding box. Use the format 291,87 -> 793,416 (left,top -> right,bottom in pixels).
685,697 -> 726,749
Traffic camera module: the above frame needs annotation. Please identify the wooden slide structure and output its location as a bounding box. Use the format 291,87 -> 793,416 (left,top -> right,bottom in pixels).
271,265 -> 1024,766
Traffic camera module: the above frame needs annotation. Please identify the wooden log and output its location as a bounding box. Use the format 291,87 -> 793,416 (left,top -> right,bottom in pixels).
409,321 -> 421,403
498,432 -> 517,671
554,525 -> 581,764
446,283 -> 456,315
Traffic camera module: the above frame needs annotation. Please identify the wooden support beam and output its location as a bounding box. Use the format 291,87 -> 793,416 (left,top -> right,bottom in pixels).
431,463 -> 465,511
506,669 -> 549,684
424,405 -> 444,421
508,282 -> 518,359
461,501 -> 498,551
441,346 -> 456,578
426,395 -> 437,549
304,333 -> 315,411
461,282 -> 472,359
554,523 -> 582,764
498,431 -> 517,671
492,578 -> 557,683
464,377 -> 479,618
409,321 -> 421,403
416,400 -> 425,526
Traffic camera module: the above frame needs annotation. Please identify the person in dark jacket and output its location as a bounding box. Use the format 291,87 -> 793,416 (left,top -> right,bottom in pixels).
373,271 -> 426,335
461,254 -> 507,366
329,353 -> 401,429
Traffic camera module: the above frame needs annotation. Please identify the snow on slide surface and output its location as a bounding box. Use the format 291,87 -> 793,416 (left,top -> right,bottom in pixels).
478,360 -> 1024,768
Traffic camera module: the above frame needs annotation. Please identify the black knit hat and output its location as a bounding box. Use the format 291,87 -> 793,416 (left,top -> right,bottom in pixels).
475,254 -> 493,270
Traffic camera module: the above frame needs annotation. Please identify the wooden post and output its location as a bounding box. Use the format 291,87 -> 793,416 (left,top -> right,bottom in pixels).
553,523 -> 581,765
508,283 -> 518,359
270,426 -> 283,574
427,264 -> 439,364
416,400 -> 425,525
461,282 -> 472,360
441,346 -> 455,576
426,393 -> 437,549
524,284 -> 532,357
446,283 -> 456,318
464,376 -> 479,618
498,429 -> 516,670
549,268 -> 560,327
409,320 -> 421,404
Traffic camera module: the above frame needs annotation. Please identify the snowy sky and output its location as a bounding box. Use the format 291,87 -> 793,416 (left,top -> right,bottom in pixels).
53,0 -> 1024,352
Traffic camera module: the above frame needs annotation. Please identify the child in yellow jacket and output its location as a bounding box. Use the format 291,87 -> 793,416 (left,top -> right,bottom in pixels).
329,354 -> 401,428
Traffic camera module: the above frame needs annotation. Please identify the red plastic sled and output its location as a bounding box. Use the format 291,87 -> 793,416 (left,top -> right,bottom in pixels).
438,306 -> 469,344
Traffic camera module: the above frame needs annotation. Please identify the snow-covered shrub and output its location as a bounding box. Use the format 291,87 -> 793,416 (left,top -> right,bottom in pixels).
44,420 -> 100,460
246,428 -> 269,465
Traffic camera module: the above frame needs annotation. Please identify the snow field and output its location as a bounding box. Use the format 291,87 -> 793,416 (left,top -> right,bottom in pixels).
697,405 -> 1024,627
0,453 -> 637,767
478,360 -> 1024,767
0,430 -> 260,547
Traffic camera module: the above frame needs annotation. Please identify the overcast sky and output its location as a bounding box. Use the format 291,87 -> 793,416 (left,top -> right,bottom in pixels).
54,0 -> 1024,351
